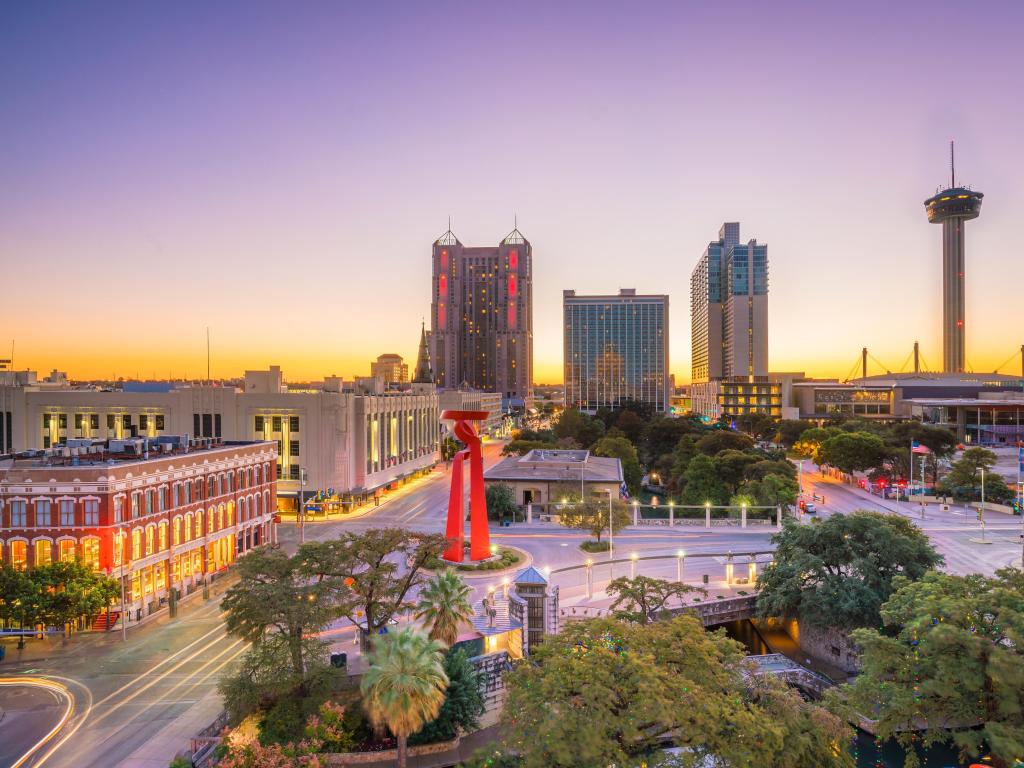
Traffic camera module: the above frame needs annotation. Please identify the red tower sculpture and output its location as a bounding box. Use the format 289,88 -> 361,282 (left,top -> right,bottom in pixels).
441,410 -> 491,562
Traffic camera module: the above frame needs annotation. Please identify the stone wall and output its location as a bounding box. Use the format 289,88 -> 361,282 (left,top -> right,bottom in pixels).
796,622 -> 860,674
322,737 -> 460,765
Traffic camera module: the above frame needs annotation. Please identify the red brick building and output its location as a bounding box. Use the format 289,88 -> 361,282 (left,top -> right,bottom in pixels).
0,436 -> 277,622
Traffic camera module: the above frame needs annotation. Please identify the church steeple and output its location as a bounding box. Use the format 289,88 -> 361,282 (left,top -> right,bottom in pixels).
413,322 -> 433,384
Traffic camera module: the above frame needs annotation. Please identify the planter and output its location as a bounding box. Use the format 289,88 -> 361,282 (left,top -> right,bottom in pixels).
322,736 -> 460,765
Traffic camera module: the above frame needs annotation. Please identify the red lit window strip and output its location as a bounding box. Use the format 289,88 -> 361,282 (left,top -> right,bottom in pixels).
508,304 -> 516,328
441,249 -> 448,270
509,249 -> 518,270
508,274 -> 517,297
439,273 -> 447,294
439,303 -> 446,326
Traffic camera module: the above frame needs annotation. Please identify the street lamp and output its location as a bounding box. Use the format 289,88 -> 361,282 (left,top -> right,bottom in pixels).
980,466 -> 986,540
607,491 -> 614,561
298,467 -> 308,545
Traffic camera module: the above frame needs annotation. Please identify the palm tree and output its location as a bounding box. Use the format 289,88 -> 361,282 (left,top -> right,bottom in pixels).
361,628 -> 449,768
415,567 -> 474,647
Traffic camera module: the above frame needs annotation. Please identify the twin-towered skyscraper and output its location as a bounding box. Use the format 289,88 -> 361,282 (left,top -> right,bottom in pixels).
428,227 -> 534,408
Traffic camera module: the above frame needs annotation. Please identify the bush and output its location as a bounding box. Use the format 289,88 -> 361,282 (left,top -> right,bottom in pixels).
424,546 -> 523,572
580,540 -> 610,553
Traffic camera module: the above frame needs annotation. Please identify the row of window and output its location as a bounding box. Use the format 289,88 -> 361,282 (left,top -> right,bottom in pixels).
42,413 -> 168,431
3,538 -> 99,570
6,498 -> 99,527
255,415 -> 300,432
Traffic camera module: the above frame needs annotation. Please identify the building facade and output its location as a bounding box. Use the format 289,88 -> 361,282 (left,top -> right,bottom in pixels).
438,390 -> 507,437
0,437 -> 277,623
370,354 -> 409,385
483,449 -> 624,507
690,223 -> 770,420
563,289 -> 669,413
0,366 -> 440,510
430,228 -> 533,409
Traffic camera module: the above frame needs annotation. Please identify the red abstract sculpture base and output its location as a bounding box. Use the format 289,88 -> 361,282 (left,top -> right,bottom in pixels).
441,410 -> 491,562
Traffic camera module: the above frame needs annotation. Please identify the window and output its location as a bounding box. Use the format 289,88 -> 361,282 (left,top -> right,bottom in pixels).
122,414 -> 131,429
194,413 -> 201,436
10,500 -> 27,527
58,413 -> 67,429
34,539 -> 52,566
272,416 -> 282,432
81,538 -> 99,570
11,540 -> 27,570
172,484 -> 180,508
59,539 -> 75,563
36,499 -> 52,527
195,514 -> 203,538
184,482 -> 192,504
155,415 -> 165,431
75,413 -> 84,429
290,440 -> 300,456
255,465 -> 262,484
226,473 -> 233,493
60,500 -> 75,526
146,527 -> 155,556
158,521 -> 167,551
84,500 -> 99,526
90,414 -> 100,430
157,487 -> 166,512
131,492 -> 140,517
255,415 -> 264,432
145,490 -> 153,515
139,414 -> 148,430
184,513 -> 193,542
214,413 -> 222,437
131,529 -> 142,560
208,509 -> 216,533
114,532 -> 125,567
289,416 -> 299,432
289,465 -> 300,480
107,414 -> 116,429
208,477 -> 216,498
202,413 -> 212,437
173,517 -> 181,546
194,479 -> 203,500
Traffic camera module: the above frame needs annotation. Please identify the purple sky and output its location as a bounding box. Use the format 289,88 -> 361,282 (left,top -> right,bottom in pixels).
2,1 -> 1022,382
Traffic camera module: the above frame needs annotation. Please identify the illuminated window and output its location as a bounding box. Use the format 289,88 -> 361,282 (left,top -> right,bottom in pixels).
58,539 -> 76,563
131,529 -> 142,560
34,539 -> 52,566
208,509 -> 216,533
226,503 -> 234,527
158,521 -> 168,551
145,527 -> 155,556
81,538 -> 100,570
195,513 -> 203,538
173,517 -> 182,546
113,532 -> 125,567
184,513 -> 193,542
11,540 -> 27,570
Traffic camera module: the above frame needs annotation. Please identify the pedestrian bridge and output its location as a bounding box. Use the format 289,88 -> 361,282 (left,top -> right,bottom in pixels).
560,594 -> 759,627
747,653 -> 835,697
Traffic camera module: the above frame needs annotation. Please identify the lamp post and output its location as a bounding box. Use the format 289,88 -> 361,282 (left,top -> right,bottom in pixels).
119,524 -> 127,642
607,492 -> 614,561
980,466 -> 986,541
298,467 -> 307,545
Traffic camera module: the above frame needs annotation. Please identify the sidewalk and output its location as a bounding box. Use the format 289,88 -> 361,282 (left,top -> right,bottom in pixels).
118,688 -> 225,768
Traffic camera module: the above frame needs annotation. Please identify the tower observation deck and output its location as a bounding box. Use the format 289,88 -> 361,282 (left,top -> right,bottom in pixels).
924,143 -> 983,373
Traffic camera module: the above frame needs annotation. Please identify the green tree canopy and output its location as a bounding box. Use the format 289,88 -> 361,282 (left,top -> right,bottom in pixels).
710,449 -> 761,495
591,435 -> 642,494
776,419 -> 811,447
415,568 -> 473,647
553,408 -> 605,448
680,453 -> 728,506
500,616 -> 854,768
843,569 -> 1024,768
735,412 -> 777,440
607,576 -> 706,624
756,512 -> 943,630
485,483 -> 518,520
558,497 -> 631,543
298,528 -> 449,640
695,430 -> 754,456
817,431 -> 886,475
409,648 -> 485,745
743,458 -> 797,482
938,447 -> 1015,503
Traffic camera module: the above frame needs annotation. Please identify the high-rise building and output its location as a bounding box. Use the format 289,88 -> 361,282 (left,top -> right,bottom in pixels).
690,223 -> 775,419
430,227 -> 533,408
370,354 -> 408,385
563,289 -> 669,413
924,143 -> 983,373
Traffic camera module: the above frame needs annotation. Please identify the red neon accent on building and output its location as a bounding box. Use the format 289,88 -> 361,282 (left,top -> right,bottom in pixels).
439,273 -> 447,295
508,274 -> 517,297
508,303 -> 516,329
509,249 -> 518,270
441,410 -> 491,562
439,302 -> 446,326
441,250 -> 448,270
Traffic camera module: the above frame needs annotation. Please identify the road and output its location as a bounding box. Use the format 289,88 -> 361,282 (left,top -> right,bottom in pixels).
0,681 -> 71,768
5,441 -> 1020,767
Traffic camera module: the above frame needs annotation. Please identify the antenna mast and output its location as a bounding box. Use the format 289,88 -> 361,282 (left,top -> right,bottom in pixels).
950,140 -> 955,188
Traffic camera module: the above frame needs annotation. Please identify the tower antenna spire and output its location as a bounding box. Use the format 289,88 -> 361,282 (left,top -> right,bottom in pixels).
950,140 -> 955,188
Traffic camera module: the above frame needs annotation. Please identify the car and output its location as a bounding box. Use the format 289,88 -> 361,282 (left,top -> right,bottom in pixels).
799,500 -> 817,514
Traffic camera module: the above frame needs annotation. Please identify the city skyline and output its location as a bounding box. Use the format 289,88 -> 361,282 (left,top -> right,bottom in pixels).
3,2 -> 1024,384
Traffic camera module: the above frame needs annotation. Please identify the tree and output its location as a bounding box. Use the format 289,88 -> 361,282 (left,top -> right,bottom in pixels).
938,447 -> 1014,503
361,628 -> 449,768
222,547 -> 333,678
695,430 -> 754,456
735,412 -> 777,440
298,529 -> 449,641
553,408 -> 604,448
793,425 -> 842,462
817,431 -> 886,475
612,409 -> 645,447
743,458 -> 797,482
640,416 -> 698,467
501,439 -> 554,457
409,648 -> 485,745
559,497 -> 630,543
606,576 -> 706,624
0,564 -> 39,639
740,472 -> 799,510
680,454 -> 727,506
485,483 -> 518,521
710,449 -> 760,495
776,419 -> 811,447
844,569 -> 1024,768
24,560 -> 119,635
415,568 -> 473,647
756,512 -> 943,631
591,435 -> 642,494
500,616 -> 853,768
